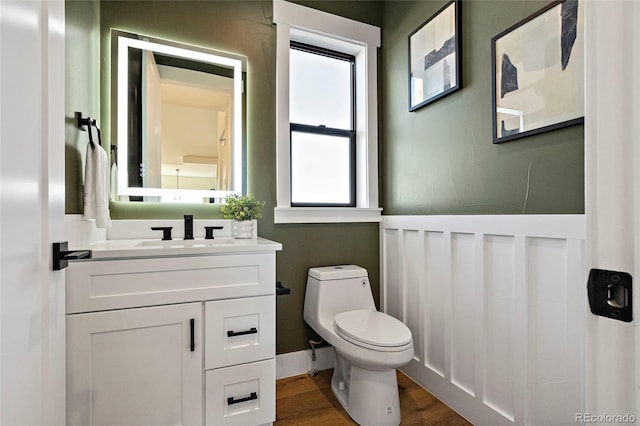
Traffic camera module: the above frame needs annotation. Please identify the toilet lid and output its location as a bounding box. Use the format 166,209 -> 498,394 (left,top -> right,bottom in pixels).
334,310 -> 412,348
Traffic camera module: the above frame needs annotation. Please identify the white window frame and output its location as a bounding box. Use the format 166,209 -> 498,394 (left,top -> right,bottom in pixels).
273,0 -> 382,224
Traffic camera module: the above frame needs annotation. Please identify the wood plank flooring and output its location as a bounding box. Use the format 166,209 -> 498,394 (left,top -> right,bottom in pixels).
275,369 -> 472,425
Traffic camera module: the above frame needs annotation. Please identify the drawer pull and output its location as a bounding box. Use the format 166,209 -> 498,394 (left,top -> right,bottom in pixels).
227,327 -> 258,338
227,392 -> 257,405
190,319 -> 195,352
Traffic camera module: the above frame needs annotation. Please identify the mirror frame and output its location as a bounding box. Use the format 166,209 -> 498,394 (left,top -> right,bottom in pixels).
114,32 -> 246,200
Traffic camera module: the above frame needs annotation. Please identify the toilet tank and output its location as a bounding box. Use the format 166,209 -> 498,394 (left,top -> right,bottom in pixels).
303,265 -> 376,326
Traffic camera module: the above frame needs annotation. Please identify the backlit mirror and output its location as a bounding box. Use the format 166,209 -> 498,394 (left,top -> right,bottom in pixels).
113,31 -> 246,202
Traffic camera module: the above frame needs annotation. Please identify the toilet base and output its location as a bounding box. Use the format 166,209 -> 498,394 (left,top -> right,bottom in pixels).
330,356 -> 401,426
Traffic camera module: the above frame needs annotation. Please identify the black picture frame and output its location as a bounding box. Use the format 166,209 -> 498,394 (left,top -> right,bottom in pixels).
491,0 -> 584,144
408,0 -> 461,112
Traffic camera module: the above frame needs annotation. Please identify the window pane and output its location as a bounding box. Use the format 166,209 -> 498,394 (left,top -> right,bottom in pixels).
290,48 -> 352,129
291,132 -> 351,205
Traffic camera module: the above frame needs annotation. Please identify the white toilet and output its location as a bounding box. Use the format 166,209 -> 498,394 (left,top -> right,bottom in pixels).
303,265 -> 414,426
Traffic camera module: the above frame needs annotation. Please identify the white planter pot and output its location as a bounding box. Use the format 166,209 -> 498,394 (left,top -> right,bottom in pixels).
232,220 -> 256,239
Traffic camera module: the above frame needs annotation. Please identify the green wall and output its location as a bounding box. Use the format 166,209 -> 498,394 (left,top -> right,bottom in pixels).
380,0 -> 584,215
65,0 -> 100,214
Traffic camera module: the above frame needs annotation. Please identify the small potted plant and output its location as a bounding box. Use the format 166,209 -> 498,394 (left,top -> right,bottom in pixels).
220,193 -> 265,239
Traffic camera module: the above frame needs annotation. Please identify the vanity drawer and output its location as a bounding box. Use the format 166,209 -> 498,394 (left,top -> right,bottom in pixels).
205,295 -> 275,370
66,253 -> 275,314
205,359 -> 275,426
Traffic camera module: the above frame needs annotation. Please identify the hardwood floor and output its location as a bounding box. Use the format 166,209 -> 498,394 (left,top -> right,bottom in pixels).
275,369 -> 472,425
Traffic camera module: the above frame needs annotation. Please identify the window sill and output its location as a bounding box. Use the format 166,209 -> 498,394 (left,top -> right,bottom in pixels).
274,207 -> 382,224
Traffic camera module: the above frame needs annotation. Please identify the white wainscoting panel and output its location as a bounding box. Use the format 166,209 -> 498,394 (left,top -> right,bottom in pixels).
381,215 -> 585,426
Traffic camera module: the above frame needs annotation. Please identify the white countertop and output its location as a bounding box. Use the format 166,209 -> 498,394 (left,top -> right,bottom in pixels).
70,237 -> 282,260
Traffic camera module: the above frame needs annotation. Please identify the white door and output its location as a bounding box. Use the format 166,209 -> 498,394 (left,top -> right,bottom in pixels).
0,1 -> 66,424
66,303 -> 203,426
584,1 -> 640,423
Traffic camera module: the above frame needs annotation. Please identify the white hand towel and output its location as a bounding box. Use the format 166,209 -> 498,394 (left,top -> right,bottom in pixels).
84,134 -> 112,228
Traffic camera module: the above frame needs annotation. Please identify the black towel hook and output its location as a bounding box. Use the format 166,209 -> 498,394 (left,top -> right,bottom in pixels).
75,112 -> 101,149
75,111 -> 95,130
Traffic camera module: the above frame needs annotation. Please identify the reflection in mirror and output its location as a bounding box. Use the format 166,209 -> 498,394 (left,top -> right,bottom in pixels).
114,31 -> 246,203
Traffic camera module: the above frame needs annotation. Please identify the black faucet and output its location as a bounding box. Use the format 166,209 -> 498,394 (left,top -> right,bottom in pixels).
184,215 -> 194,240
204,225 -> 224,239
151,226 -> 173,240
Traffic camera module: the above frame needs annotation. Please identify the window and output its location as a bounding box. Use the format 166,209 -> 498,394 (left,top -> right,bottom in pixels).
273,0 -> 382,223
289,42 -> 356,207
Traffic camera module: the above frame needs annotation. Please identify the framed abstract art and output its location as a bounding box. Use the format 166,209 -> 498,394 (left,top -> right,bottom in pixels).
408,0 -> 461,112
491,0 -> 584,143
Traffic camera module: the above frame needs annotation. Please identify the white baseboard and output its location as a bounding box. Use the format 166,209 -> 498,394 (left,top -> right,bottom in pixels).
275,346 -> 336,379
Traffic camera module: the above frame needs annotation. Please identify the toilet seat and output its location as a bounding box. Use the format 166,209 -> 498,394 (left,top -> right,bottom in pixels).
334,310 -> 412,352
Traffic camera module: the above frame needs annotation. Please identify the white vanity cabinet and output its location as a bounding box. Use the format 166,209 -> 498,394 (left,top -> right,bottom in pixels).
65,239 -> 280,426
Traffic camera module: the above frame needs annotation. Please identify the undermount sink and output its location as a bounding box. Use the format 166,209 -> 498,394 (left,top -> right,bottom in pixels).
136,238 -> 235,248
